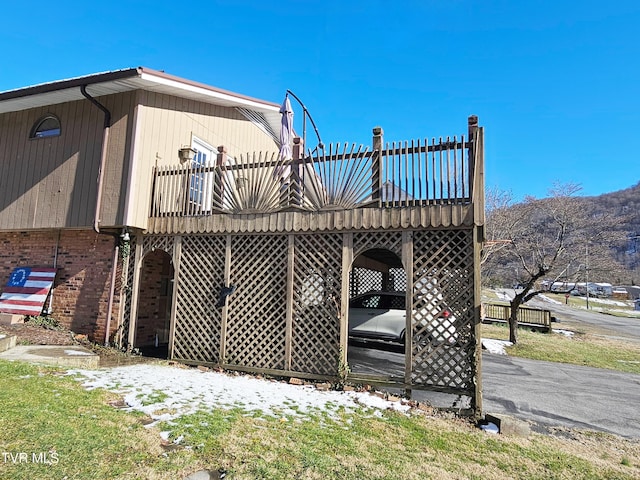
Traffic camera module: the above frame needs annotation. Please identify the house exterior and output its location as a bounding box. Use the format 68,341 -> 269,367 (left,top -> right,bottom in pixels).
0,67 -> 281,341
1,68 -> 485,415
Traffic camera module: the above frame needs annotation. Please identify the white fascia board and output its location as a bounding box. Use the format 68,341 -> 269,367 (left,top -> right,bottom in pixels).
139,72 -> 279,114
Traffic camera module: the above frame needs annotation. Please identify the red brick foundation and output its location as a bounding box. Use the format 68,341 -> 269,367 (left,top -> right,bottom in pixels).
0,230 -> 121,342
135,249 -> 173,347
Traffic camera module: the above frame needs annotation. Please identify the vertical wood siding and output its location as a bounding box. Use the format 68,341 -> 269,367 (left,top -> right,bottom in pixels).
0,92 -> 135,230
128,91 -> 279,228
0,89 -> 274,231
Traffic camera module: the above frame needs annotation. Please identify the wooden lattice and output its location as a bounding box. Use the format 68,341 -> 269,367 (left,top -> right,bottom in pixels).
411,229 -> 475,392
353,231 -> 403,260
141,235 -> 175,258
349,267 -> 382,296
225,235 -> 288,370
173,235 -> 225,363
349,267 -> 407,297
351,231 -> 404,297
291,234 -> 342,375
117,235 -> 137,349
390,267 -> 407,291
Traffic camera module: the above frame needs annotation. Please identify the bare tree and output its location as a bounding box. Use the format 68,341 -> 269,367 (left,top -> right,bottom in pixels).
483,183 -> 626,343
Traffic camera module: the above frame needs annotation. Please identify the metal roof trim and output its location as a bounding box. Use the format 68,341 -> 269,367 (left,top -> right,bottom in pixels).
0,67 -> 280,117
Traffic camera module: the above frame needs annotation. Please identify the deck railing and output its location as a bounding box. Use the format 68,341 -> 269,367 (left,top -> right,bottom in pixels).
150,116 -> 482,217
482,303 -> 552,332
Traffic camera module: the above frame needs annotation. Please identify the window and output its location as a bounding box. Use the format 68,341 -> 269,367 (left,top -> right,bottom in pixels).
30,115 -> 61,138
189,137 -> 216,210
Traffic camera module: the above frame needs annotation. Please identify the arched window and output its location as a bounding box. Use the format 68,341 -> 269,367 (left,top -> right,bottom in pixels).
29,115 -> 61,139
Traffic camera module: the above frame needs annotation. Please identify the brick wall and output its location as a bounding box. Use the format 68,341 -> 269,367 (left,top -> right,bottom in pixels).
136,249 -> 172,347
0,230 -> 120,342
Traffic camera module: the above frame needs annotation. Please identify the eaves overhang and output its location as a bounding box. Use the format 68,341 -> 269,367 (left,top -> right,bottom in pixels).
0,67 -> 282,136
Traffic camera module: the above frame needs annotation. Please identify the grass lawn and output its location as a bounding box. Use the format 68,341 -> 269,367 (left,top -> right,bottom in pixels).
1,360 -> 640,479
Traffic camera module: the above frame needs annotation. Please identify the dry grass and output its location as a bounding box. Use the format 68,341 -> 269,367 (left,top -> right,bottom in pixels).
1,359 -> 639,479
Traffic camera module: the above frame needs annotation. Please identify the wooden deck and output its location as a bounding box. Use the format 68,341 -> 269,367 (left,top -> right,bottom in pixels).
146,116 -> 484,235
123,116 -> 486,416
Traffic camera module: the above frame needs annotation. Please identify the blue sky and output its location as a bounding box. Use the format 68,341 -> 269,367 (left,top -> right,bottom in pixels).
1,0 -> 638,200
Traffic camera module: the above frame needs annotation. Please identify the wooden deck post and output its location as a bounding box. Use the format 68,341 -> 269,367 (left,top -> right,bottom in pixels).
402,230 -> 414,393
340,233 -> 353,372
467,116 -> 478,205
372,127 -> 384,204
290,137 -> 304,208
473,225 -> 483,418
285,234 -> 295,370
167,236 -> 182,359
127,239 -> 144,351
468,114 -> 484,418
219,234 -> 232,363
215,146 -> 227,210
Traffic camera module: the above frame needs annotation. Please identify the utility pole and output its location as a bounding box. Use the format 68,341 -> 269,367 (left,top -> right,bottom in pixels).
585,243 -> 590,310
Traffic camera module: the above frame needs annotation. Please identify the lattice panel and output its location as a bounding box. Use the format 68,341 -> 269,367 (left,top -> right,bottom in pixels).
349,268 -> 382,297
118,236 -> 137,349
353,231 -> 403,260
141,235 -> 175,258
390,267 -> 407,291
411,229 -> 476,392
225,235 -> 288,370
173,235 -> 225,363
349,266 -> 407,297
292,234 -> 343,375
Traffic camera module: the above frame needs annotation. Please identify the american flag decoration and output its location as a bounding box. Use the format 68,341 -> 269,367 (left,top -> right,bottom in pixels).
0,267 -> 57,316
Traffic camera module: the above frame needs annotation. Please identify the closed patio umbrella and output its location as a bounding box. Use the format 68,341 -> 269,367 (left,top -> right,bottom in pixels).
279,95 -> 294,161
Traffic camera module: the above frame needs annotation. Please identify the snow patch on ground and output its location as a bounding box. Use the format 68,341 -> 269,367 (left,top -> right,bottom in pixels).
538,294 -> 562,305
553,329 -> 575,337
495,291 -> 511,301
69,364 -> 411,428
481,338 -> 512,355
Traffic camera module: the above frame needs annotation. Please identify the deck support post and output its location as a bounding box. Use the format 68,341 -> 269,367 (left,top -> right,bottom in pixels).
372,127 -> 384,204
290,137 -> 304,208
215,146 -> 227,210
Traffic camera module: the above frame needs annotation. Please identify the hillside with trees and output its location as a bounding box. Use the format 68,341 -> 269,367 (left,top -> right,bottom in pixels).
481,181 -> 639,342
484,181 -> 639,288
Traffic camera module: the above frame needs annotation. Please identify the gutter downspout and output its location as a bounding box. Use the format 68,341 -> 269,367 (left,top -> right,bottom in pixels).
81,85 -> 116,345
80,85 -> 111,234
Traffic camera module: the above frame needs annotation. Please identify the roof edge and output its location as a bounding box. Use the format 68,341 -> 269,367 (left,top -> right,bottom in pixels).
0,67 -> 280,111
0,68 -> 142,101
138,67 -> 280,110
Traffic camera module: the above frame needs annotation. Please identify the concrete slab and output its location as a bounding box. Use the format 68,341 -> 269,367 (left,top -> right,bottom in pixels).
0,314 -> 24,325
0,334 -> 17,352
485,413 -> 532,437
0,345 -> 99,368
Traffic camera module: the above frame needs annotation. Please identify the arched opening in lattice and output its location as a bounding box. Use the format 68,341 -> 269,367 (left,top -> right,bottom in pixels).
134,249 -> 174,358
347,248 -> 406,376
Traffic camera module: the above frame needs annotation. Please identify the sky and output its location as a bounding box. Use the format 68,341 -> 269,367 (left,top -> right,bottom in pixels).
1,0 -> 639,201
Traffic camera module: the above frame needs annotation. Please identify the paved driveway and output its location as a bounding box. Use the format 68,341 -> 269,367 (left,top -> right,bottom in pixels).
348,345 -> 640,439
482,353 -> 640,439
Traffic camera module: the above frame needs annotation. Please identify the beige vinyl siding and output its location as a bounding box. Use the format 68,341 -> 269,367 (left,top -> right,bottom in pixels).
0,92 -> 135,231
98,91 -> 136,227
127,91 -> 279,228
0,101 -> 101,230
0,89 -> 277,232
